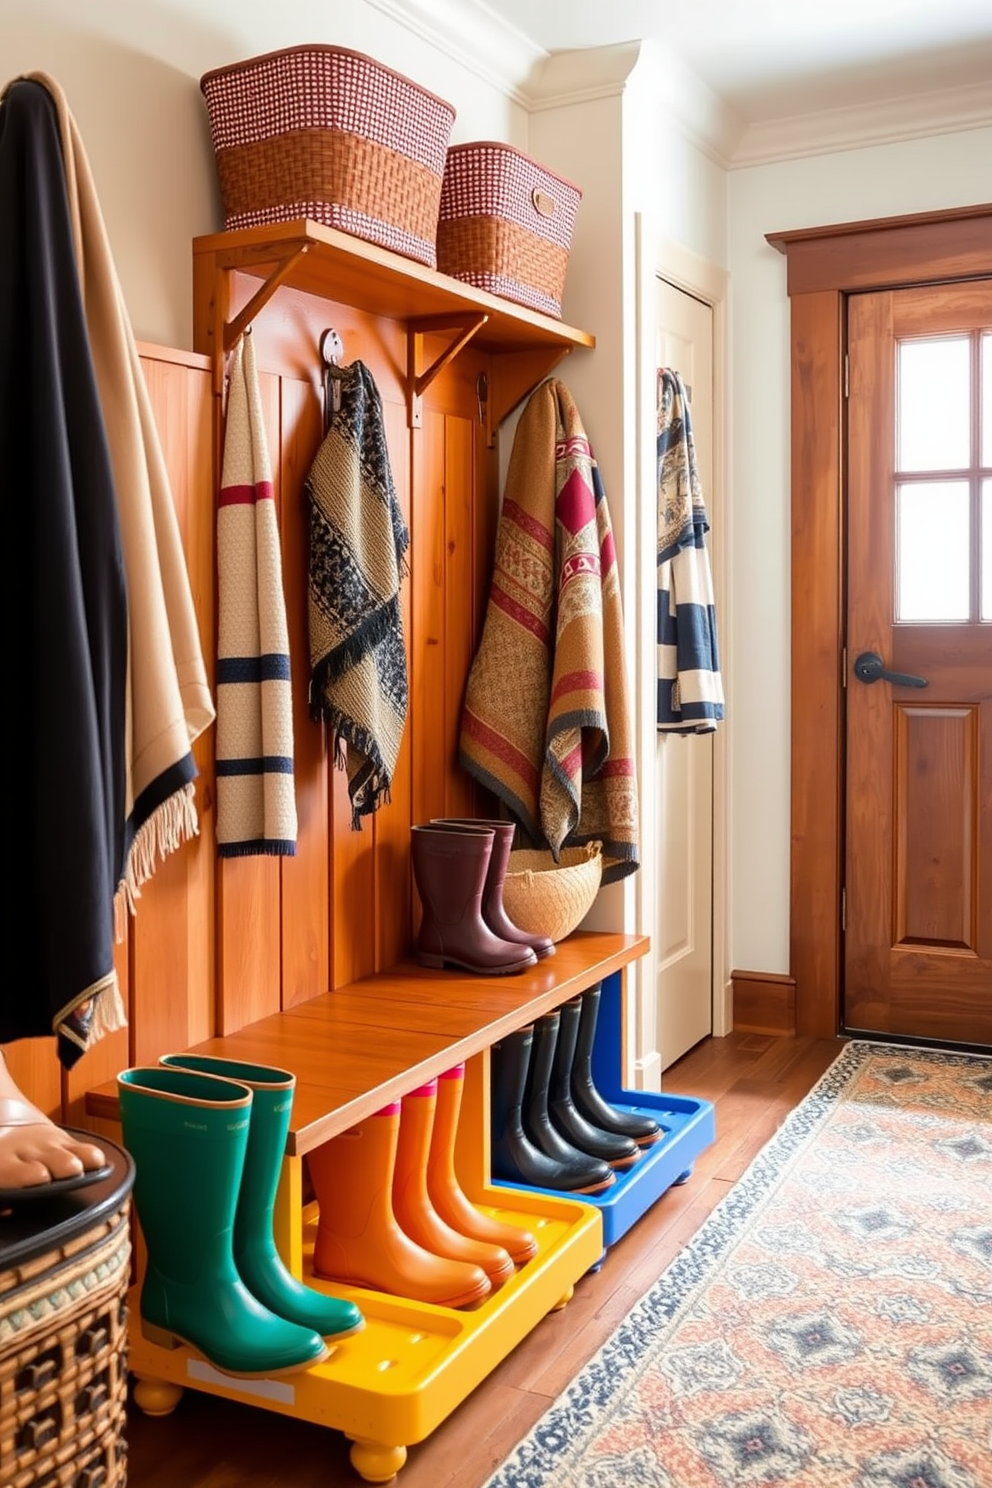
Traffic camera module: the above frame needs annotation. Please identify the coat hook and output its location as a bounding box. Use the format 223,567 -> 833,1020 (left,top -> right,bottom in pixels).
320,327 -> 345,430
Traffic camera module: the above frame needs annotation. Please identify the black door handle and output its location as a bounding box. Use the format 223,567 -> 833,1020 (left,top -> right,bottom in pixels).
853,651 -> 928,688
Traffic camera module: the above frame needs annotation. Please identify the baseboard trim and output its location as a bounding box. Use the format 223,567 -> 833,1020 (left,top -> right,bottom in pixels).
732,969 -> 797,1036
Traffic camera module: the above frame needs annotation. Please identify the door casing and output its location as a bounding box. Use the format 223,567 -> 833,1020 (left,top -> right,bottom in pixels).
634,218 -> 730,1086
766,204 -> 992,1038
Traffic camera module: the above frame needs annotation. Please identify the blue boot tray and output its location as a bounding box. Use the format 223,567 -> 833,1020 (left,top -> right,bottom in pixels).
490,971 -> 716,1251
492,1089 -> 715,1249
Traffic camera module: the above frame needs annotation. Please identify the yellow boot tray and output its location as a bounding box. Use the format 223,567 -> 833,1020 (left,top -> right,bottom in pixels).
128,1186 -> 601,1459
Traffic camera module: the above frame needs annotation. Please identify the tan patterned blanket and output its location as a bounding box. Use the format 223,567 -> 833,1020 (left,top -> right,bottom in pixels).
459,379 -> 638,885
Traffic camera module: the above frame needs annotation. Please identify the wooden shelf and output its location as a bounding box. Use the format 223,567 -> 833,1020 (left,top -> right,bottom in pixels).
192,218 -> 596,357
192,219 -> 596,431
87,932 -> 648,1155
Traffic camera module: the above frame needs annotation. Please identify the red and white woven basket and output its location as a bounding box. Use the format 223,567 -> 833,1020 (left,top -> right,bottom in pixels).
436,142 -> 581,318
200,45 -> 456,266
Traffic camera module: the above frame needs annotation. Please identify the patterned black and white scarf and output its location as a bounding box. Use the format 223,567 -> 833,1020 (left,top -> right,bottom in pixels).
306,361 -> 410,829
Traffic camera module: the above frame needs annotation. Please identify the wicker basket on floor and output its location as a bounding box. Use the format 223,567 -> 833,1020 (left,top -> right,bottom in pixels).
200,44 -> 456,267
0,1139 -> 134,1488
502,841 -> 602,943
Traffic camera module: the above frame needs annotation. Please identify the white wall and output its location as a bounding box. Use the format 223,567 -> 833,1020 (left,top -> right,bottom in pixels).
2,0 -> 524,349
727,126 -> 992,975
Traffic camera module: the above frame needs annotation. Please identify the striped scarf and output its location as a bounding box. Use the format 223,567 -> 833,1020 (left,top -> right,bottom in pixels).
459,379 -> 639,885
306,361 -> 410,830
657,368 -> 725,732
216,330 -> 297,855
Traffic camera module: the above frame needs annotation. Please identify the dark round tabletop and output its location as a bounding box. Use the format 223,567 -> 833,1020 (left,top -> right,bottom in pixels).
0,1128 -> 135,1271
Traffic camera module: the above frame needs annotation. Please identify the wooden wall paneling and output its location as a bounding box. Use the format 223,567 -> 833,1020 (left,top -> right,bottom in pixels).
179,356 -> 217,1050
122,349 -> 216,1065
411,402 -> 449,834
470,352 -> 503,820
374,395 -> 415,974
216,366 -> 284,1033
4,1039 -> 60,1122
326,331 -> 406,989
789,289 -> 844,1038
443,409 -> 480,820
278,374 -> 330,1009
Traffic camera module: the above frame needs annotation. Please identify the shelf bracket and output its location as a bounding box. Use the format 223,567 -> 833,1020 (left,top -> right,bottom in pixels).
407,314 -> 489,428
212,243 -> 313,392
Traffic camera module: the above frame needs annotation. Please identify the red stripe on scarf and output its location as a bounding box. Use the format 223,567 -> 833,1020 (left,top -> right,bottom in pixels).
219,480 -> 274,507
502,496 -> 556,552
491,584 -> 551,645
551,669 -> 603,703
597,755 -> 636,777
461,710 -> 541,793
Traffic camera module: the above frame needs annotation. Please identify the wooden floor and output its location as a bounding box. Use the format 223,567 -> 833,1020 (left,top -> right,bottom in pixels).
126,1031 -> 845,1488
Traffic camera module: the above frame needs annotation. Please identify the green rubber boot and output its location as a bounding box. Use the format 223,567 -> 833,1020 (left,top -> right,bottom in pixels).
117,1066 -> 328,1378
160,1054 -> 364,1342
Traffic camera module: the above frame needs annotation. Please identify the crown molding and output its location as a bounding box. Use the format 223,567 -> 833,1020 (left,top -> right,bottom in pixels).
362,0 -> 992,168
731,80 -> 992,167
362,0 -> 544,105
523,40 -> 643,107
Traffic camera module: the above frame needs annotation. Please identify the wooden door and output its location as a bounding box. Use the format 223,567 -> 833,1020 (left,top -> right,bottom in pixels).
654,277 -> 715,1068
845,282 -> 992,1047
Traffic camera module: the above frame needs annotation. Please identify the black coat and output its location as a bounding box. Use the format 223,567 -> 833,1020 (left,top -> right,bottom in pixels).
0,78 -> 127,1067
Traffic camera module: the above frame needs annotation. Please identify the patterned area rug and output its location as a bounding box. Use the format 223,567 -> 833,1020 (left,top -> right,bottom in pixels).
483,1041 -> 992,1488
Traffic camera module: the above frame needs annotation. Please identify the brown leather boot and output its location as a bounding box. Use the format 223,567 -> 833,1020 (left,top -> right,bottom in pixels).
309,1102 -> 491,1309
427,1065 -> 538,1265
430,819 -> 555,961
411,824 -> 537,974
393,1080 -> 514,1286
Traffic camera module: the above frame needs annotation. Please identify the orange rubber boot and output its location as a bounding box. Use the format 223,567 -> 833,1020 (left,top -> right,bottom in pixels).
394,1081 -> 514,1288
309,1102 -> 491,1309
427,1065 -> 538,1266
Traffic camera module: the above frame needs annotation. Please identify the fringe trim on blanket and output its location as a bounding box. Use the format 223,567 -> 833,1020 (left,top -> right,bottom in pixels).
114,782 -> 200,930
54,971 -> 126,1056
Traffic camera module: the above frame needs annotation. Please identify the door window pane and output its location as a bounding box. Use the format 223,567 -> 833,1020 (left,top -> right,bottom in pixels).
983,478 -> 991,623
983,333 -> 991,468
896,480 -> 970,622
897,337 -> 970,472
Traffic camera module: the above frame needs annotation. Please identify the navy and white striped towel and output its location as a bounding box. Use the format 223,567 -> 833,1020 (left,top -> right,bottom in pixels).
656,368 -> 725,733
215,330 -> 297,855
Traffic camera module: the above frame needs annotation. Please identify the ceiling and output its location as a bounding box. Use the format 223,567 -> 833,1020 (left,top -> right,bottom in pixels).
476,0 -> 992,127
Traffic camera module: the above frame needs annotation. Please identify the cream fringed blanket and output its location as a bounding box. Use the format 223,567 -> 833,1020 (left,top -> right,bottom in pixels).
459,379 -> 639,885
29,73 -> 214,1046
216,331 -> 297,856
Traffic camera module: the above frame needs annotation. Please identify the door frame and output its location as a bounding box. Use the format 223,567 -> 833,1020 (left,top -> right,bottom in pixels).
766,203 -> 992,1037
634,217 -> 730,1085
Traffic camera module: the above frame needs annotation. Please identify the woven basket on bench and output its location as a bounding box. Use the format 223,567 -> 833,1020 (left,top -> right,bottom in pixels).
200,44 -> 456,267
436,142 -> 582,318
502,841 -> 602,943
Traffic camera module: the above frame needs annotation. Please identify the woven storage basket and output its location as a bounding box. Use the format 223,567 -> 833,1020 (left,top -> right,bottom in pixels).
502,841 -> 602,943
200,45 -> 456,266
436,142 -> 582,318
0,1140 -> 134,1488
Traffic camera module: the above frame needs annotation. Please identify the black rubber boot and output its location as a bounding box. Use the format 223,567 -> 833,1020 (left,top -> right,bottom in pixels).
490,1027 -> 612,1195
571,984 -> 662,1147
549,998 -> 639,1168
521,1014 -> 615,1194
